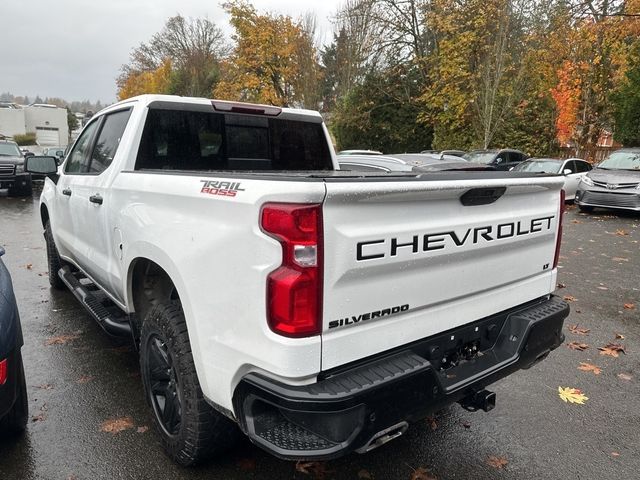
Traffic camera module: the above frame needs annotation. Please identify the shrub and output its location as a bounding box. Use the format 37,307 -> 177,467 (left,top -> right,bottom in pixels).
13,132 -> 37,146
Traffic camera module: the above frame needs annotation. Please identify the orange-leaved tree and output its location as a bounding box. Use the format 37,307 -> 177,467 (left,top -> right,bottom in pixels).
213,1 -> 322,107
117,59 -> 173,100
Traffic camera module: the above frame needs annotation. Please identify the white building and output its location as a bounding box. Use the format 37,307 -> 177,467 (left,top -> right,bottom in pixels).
0,103 -> 69,146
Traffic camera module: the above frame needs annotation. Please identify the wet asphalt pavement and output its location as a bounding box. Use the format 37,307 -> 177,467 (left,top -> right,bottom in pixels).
0,185 -> 638,480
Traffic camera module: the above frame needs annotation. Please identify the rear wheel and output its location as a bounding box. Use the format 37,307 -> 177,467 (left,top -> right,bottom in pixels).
0,352 -> 28,435
45,221 -> 65,289
140,303 -> 238,466
578,205 -> 594,213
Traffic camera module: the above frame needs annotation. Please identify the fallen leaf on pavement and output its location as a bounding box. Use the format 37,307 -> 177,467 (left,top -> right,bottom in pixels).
611,452 -> 620,457
568,324 -> 590,335
44,333 -> 80,346
617,373 -> 632,381
598,343 -> 626,357
35,383 -> 54,390
295,461 -> 330,479
557,283 -> 566,289
426,415 -> 437,431
410,467 -> 437,480
26,263 -> 33,270
136,426 -> 149,434
571,220 -> 582,224
615,229 -> 629,236
567,341 -> 589,351
32,403 -> 48,422
578,362 -> 601,375
612,257 -> 629,262
76,375 -> 94,384
623,303 -> 635,310
563,295 -> 577,302
558,387 -> 588,404
100,417 -> 135,434
487,456 -> 508,469
615,333 -> 625,340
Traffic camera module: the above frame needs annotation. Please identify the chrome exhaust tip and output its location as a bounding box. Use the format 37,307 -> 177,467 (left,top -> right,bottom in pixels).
356,421 -> 409,454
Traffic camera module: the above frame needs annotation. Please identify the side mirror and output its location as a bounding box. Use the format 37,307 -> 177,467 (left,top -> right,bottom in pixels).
563,169 -> 572,175
0,246 -> 5,257
23,151 -> 35,158
25,156 -> 58,175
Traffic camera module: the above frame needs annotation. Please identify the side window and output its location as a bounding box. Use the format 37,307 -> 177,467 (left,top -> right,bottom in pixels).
65,121 -> 99,174
564,160 -> 576,173
576,161 -> 591,173
88,109 -> 132,174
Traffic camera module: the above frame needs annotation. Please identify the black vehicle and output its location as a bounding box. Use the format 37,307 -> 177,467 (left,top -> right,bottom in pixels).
0,140 -> 33,196
575,149 -> 640,212
0,246 -> 28,435
464,149 -> 528,171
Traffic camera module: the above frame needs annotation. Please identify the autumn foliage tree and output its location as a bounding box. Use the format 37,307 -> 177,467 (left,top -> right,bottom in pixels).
213,1 -> 322,108
117,15 -> 227,100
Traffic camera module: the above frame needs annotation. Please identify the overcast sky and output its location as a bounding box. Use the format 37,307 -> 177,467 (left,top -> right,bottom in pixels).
1,0 -> 341,104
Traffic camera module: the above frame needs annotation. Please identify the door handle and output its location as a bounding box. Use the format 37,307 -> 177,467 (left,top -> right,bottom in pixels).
89,194 -> 103,205
62,188 -> 72,196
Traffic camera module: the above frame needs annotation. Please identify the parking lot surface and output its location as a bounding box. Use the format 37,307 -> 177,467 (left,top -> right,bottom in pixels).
0,187 -> 638,480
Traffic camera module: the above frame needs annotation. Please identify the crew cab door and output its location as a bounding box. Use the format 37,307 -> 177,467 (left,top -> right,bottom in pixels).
66,108 -> 132,296
53,120 -> 101,260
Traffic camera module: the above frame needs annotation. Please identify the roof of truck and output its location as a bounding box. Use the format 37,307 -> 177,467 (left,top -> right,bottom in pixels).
103,95 -> 323,123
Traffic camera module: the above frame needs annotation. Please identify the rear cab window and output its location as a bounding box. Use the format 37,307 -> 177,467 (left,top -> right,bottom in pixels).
135,106 -> 333,172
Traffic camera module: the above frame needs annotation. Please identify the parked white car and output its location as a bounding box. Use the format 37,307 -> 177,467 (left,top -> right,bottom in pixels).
513,158 -> 592,199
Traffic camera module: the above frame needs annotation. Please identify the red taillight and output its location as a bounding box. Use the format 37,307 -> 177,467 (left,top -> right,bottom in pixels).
261,203 -> 323,337
0,359 -> 7,385
553,189 -> 565,269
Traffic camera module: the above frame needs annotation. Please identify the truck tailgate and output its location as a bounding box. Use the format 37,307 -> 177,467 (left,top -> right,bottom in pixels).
321,175 -> 564,370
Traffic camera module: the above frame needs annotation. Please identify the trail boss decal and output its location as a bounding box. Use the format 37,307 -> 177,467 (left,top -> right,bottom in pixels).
329,304 -> 410,330
357,215 -> 556,261
200,180 -> 245,197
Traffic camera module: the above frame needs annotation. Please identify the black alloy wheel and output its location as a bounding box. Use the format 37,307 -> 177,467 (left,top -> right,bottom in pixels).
145,333 -> 182,436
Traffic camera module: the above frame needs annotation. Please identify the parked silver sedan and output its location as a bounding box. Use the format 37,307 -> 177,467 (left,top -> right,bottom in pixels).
513,158 -> 592,199
575,149 -> 640,212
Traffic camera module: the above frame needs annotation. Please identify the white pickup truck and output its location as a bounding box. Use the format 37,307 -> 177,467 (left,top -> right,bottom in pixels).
26,95 -> 569,466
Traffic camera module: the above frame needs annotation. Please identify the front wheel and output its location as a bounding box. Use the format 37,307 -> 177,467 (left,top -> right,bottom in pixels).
140,303 -> 238,466
45,221 -> 65,289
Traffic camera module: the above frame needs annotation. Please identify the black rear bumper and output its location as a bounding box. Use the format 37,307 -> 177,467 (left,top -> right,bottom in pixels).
233,295 -> 569,460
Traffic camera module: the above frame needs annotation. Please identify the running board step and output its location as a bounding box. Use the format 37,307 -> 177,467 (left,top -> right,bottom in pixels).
58,266 -> 132,337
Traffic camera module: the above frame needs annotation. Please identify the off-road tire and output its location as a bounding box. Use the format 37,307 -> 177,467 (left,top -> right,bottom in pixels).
578,205 -> 594,213
140,303 -> 239,466
45,221 -> 65,289
0,352 -> 28,435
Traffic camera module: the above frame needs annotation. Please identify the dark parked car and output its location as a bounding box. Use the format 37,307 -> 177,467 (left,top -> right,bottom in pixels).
0,246 -> 28,435
464,149 -> 528,171
0,140 -> 33,196
338,153 -> 493,173
575,149 -> 640,213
